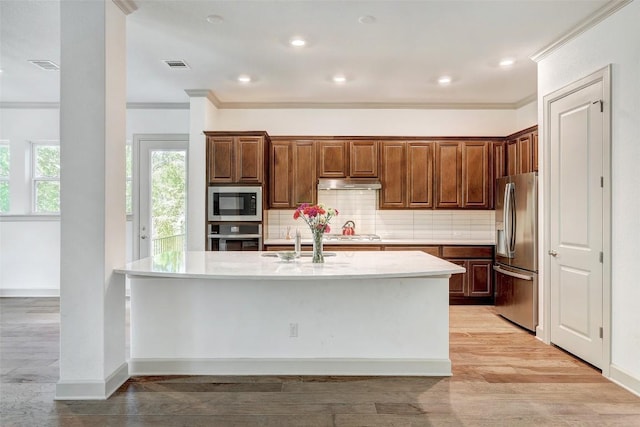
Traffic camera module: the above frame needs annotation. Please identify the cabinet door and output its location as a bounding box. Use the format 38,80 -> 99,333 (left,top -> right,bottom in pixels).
493,141 -> 506,180
518,134 -> 533,174
462,141 -> 491,209
448,260 -> 467,297
434,142 -> 462,208
467,260 -> 493,297
292,141 -> 317,206
407,142 -> 433,208
506,138 -> 518,176
236,136 -> 263,183
349,140 -> 378,177
379,141 -> 406,208
269,141 -> 292,208
207,137 -> 234,183
532,130 -> 539,172
318,141 -> 347,178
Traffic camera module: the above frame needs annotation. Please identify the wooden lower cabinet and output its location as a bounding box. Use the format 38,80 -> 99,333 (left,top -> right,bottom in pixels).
442,245 -> 494,305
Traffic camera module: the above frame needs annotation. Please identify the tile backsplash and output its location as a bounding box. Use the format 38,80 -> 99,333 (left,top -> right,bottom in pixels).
266,190 -> 495,242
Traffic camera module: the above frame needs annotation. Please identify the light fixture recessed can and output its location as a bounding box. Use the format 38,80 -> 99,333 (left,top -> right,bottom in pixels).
332,75 -> 347,84
499,58 -> 516,67
358,15 -> 376,24
437,76 -> 452,85
290,37 -> 306,47
237,75 -> 252,83
206,14 -> 224,23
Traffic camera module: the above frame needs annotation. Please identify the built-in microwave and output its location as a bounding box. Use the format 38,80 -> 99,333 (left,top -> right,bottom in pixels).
208,186 -> 262,222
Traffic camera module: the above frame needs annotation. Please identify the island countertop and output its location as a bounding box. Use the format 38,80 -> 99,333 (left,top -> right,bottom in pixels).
115,250 -> 465,281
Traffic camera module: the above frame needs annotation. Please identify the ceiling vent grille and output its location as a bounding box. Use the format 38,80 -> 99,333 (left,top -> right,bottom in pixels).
163,60 -> 190,69
29,60 -> 59,71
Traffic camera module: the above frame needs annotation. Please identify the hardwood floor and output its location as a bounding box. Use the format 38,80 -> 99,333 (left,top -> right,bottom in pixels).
1,298 -> 639,426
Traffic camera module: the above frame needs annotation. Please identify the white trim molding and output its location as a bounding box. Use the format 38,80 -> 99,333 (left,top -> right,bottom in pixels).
184,89 -> 222,108
0,288 -> 59,297
55,362 -> 129,400
112,0 -> 137,15
129,358 -> 452,377
531,0 -> 633,62
608,365 -> 640,398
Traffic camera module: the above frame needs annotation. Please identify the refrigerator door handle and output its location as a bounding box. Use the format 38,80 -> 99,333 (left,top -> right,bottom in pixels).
493,265 -> 534,281
509,183 -> 517,254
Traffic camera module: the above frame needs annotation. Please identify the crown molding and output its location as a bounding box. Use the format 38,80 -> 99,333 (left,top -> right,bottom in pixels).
127,102 -> 189,110
0,102 -> 60,109
215,101 -> 520,110
514,94 -> 537,109
112,0 -> 137,15
530,0 -> 632,62
184,90 -> 221,108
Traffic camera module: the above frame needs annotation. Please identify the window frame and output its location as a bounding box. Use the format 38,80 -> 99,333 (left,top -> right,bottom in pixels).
31,140 -> 61,215
0,140 -> 9,214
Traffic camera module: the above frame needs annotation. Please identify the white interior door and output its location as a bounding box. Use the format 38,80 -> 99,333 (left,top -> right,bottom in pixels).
135,135 -> 188,259
548,80 -> 604,368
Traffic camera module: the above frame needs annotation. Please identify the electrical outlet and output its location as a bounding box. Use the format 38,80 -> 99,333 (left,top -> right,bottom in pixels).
289,323 -> 298,338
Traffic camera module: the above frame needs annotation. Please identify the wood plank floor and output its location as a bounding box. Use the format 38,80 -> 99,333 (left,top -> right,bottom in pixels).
1,298 -> 639,426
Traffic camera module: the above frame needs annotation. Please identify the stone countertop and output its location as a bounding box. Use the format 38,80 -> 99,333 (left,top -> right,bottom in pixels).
115,250 -> 465,281
264,238 -> 495,246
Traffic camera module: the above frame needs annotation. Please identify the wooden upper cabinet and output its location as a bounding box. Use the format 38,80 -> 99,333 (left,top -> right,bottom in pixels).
268,141 -> 292,208
292,141 -> 317,207
207,137 -> 235,183
349,140 -> 378,177
506,138 -> 518,176
518,134 -> 533,174
379,141 -> 406,208
434,141 -> 463,208
505,126 -> 538,176
205,132 -> 267,184
462,141 -> 492,209
493,141 -> 506,180
407,142 -> 433,208
236,136 -> 263,183
318,141 -> 347,178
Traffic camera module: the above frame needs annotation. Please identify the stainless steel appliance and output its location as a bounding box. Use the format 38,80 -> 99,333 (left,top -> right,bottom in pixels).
208,223 -> 262,251
494,172 -> 538,331
208,186 -> 262,222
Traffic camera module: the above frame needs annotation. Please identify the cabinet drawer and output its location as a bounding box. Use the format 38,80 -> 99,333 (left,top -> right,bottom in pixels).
384,245 -> 440,256
324,245 -> 382,251
442,245 -> 493,259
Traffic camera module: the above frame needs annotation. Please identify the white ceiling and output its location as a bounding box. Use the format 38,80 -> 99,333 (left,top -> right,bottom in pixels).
0,0 -> 620,107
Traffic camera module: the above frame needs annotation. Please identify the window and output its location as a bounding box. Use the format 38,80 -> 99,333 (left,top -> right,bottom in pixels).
32,142 -> 60,213
0,142 -> 9,213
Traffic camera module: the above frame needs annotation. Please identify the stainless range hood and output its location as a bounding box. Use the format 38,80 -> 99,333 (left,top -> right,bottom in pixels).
317,178 -> 382,190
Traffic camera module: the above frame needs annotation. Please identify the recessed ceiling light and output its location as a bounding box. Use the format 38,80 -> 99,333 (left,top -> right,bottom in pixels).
290,37 -> 306,47
437,76 -> 452,85
206,14 -> 224,23
237,75 -> 252,83
499,58 -> 516,68
332,75 -> 347,84
358,15 -> 376,24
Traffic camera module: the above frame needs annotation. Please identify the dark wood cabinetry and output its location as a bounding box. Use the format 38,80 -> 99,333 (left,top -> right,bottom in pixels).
318,141 -> 347,178
268,139 -> 316,208
493,141 -> 507,180
506,126 -> 538,176
379,141 -> 407,208
442,245 -> 494,304
349,140 -> 378,177
434,141 -> 492,209
407,143 -> 434,208
205,132 -> 267,184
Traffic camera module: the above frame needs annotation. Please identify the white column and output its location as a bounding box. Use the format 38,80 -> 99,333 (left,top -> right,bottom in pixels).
56,0 -> 131,400
186,90 -> 218,251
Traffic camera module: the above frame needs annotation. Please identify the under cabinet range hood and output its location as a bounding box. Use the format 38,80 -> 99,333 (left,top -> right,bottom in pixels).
317,178 -> 382,190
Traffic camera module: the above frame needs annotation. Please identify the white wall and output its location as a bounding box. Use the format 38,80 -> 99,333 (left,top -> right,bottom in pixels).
515,100 -> 538,131
0,107 -> 189,295
214,108 -> 518,136
537,1 -> 640,393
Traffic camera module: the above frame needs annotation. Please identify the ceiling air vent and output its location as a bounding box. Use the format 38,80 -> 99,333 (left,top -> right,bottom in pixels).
163,60 -> 190,69
29,60 -> 59,71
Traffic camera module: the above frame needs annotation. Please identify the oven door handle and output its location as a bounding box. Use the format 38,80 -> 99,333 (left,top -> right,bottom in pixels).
493,265 -> 534,281
208,234 -> 262,239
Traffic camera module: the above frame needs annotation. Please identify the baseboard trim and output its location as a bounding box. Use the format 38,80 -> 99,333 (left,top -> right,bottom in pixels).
608,364 -> 640,397
129,358 -> 452,377
0,289 -> 59,297
55,362 -> 129,400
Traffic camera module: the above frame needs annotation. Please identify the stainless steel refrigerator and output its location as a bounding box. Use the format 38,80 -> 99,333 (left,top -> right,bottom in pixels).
494,172 -> 538,331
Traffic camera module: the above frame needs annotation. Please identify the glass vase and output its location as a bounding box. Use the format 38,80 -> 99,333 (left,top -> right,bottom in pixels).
311,229 -> 324,263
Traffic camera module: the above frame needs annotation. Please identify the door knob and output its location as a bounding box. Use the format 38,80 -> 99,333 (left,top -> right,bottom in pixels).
548,250 -> 558,257
141,234 -> 148,240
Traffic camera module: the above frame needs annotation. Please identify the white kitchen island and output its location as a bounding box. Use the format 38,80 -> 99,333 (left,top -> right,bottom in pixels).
116,251 -> 465,377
